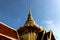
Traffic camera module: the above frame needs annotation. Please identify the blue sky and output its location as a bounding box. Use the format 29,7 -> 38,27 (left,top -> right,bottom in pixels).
0,0 -> 60,40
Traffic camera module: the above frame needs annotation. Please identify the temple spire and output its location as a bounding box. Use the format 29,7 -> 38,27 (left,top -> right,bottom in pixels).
28,0 -> 34,21
28,13 -> 33,21
23,1 -> 40,27
28,0 -> 31,14
23,1 -> 35,26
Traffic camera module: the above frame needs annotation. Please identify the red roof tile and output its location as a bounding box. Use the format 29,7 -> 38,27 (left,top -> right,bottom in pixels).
0,22 -> 18,39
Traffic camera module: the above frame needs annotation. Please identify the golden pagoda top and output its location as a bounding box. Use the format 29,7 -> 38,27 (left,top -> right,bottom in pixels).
24,11 -> 36,26
23,10 -> 43,29
22,2 -> 42,29
23,2 -> 42,28
23,1 -> 37,26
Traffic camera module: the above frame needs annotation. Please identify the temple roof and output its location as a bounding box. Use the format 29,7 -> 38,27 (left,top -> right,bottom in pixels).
0,22 -> 18,39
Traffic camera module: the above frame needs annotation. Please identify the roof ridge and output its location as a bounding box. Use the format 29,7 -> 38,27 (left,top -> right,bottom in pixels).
0,22 -> 16,30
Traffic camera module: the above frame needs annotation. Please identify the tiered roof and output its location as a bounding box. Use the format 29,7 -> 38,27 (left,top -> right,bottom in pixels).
17,10 -> 43,35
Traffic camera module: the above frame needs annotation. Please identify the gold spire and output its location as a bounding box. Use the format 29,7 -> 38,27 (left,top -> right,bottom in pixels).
23,1 -> 40,27
23,2 -> 35,26
24,0 -> 34,26
24,10 -> 35,26
27,0 -> 34,22
28,12 -> 34,21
